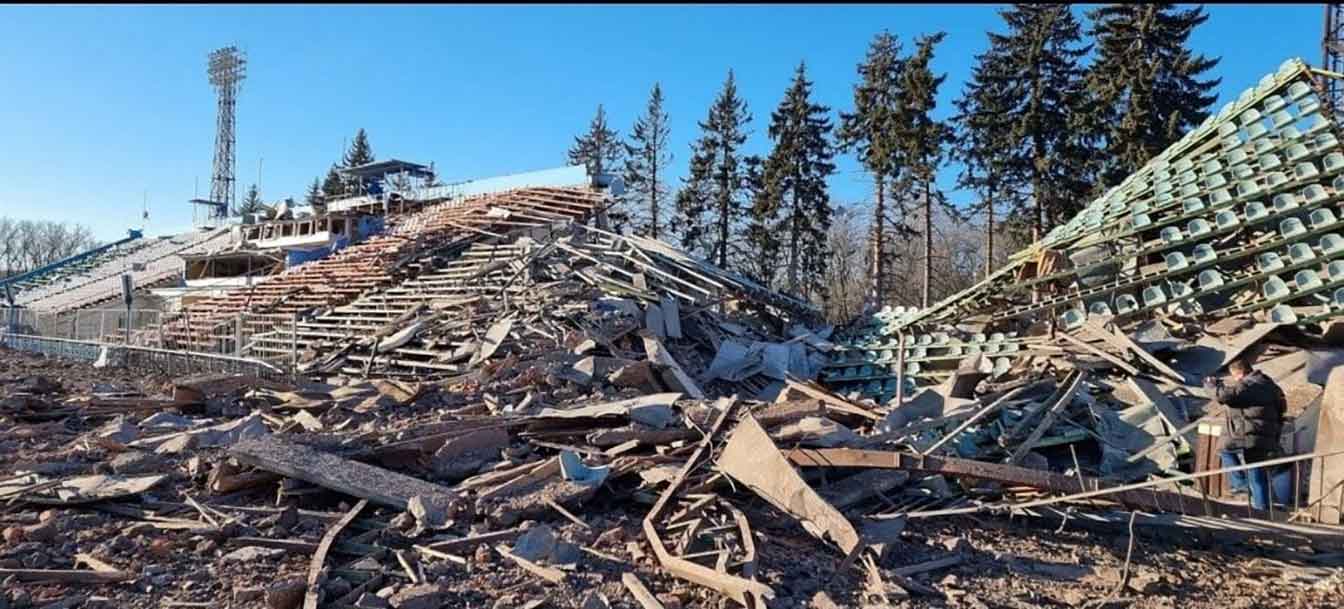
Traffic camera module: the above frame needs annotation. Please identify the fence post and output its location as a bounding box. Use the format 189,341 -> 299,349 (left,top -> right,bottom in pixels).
290,313 -> 299,380
235,315 -> 244,358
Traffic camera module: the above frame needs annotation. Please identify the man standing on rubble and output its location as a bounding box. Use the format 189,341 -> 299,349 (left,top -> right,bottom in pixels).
1204,357 -> 1287,510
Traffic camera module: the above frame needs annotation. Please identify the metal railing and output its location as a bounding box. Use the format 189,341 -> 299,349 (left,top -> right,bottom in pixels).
2,306 -> 291,380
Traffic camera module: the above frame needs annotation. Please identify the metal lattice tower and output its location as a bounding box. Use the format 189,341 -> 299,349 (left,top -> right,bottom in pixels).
207,46 -> 246,214
1325,4 -> 1344,114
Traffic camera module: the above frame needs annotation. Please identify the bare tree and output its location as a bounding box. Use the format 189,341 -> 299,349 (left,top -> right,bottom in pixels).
821,205 -> 869,323
0,217 -> 101,276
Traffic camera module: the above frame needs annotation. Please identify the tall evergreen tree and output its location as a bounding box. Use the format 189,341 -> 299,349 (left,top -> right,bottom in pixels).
321,165 -> 345,198
741,155 -> 781,287
985,4 -> 1095,239
1086,4 -> 1220,186
305,178 -> 323,207
569,105 -> 623,177
953,51 -> 1026,278
623,84 -> 673,239
674,70 -> 753,270
569,105 -> 627,230
757,62 -> 837,299
838,31 -> 911,305
237,183 -> 266,216
343,129 -> 375,168
894,33 -> 954,308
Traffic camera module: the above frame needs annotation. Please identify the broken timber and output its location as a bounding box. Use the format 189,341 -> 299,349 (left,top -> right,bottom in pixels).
641,403 -> 775,607
786,447 -> 1260,519
229,436 -> 459,511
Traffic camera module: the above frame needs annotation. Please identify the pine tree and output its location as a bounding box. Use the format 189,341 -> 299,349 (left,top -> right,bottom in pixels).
343,129 -> 375,168
308,178 -> 327,215
569,105 -> 627,230
569,105 -> 623,177
623,84 -> 673,239
1086,4 -> 1220,187
305,178 -> 323,207
674,70 -> 753,270
741,155 -> 781,287
758,62 -> 837,299
953,51 -> 1026,278
984,4 -> 1095,240
321,165 -> 345,198
893,33 -> 954,308
838,31 -> 911,306
237,183 -> 266,216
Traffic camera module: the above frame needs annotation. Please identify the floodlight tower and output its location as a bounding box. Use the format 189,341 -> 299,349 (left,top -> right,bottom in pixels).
207,46 -> 246,215
1324,5 -> 1344,116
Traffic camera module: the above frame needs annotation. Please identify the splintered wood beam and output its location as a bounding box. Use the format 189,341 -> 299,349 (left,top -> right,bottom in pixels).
229,436 -> 459,511
304,499 -> 368,609
786,447 -> 1257,519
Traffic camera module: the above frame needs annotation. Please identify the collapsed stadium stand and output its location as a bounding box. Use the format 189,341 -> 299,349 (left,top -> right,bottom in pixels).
7,228 -> 231,313
156,186 -> 609,353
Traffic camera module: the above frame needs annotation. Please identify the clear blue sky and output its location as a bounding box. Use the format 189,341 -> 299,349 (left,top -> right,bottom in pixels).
0,4 -> 1326,241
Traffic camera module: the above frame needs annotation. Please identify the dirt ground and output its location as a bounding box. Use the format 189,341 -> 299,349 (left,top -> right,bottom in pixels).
2,347 -> 1341,609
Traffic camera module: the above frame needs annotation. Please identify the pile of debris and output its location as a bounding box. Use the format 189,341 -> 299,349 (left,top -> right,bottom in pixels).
3,332 -> 1343,608
5,56 -> 1344,609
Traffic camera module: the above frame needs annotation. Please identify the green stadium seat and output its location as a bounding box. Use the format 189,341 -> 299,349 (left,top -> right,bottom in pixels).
1258,251 -> 1285,272
1188,218 -> 1213,237
1280,217 -> 1308,238
1321,233 -> 1344,255
1310,208 -> 1338,229
1296,269 -> 1324,290
1142,285 -> 1168,307
1264,276 -> 1291,299
1288,242 -> 1316,264
1269,304 -> 1299,323
1193,243 -> 1218,264
1116,294 -> 1140,315
1295,161 -> 1321,182
1165,251 -> 1189,271
1273,193 -> 1299,213
1216,209 -> 1240,229
1328,260 -> 1344,281
1199,269 -> 1225,290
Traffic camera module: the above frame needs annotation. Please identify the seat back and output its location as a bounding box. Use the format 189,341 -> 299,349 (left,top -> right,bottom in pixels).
1116,294 -> 1140,315
1295,269 -> 1323,290
1142,285 -> 1167,307
1192,243 -> 1217,264
1263,276 -> 1290,299
1288,242 -> 1316,264
1258,251 -> 1285,272
1198,269 -> 1224,290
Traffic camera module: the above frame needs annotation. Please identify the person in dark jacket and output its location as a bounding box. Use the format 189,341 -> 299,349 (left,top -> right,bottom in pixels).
1204,357 -> 1287,510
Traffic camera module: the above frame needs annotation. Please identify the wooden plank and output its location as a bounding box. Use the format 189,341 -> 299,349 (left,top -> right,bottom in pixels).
421,527 -> 526,552
1082,319 -> 1185,384
622,572 -> 667,609
230,436 -> 459,511
304,499 -> 368,609
0,568 -> 135,584
786,447 -> 1339,520
494,543 -> 565,584
1007,371 -> 1085,464
1056,331 -> 1140,376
